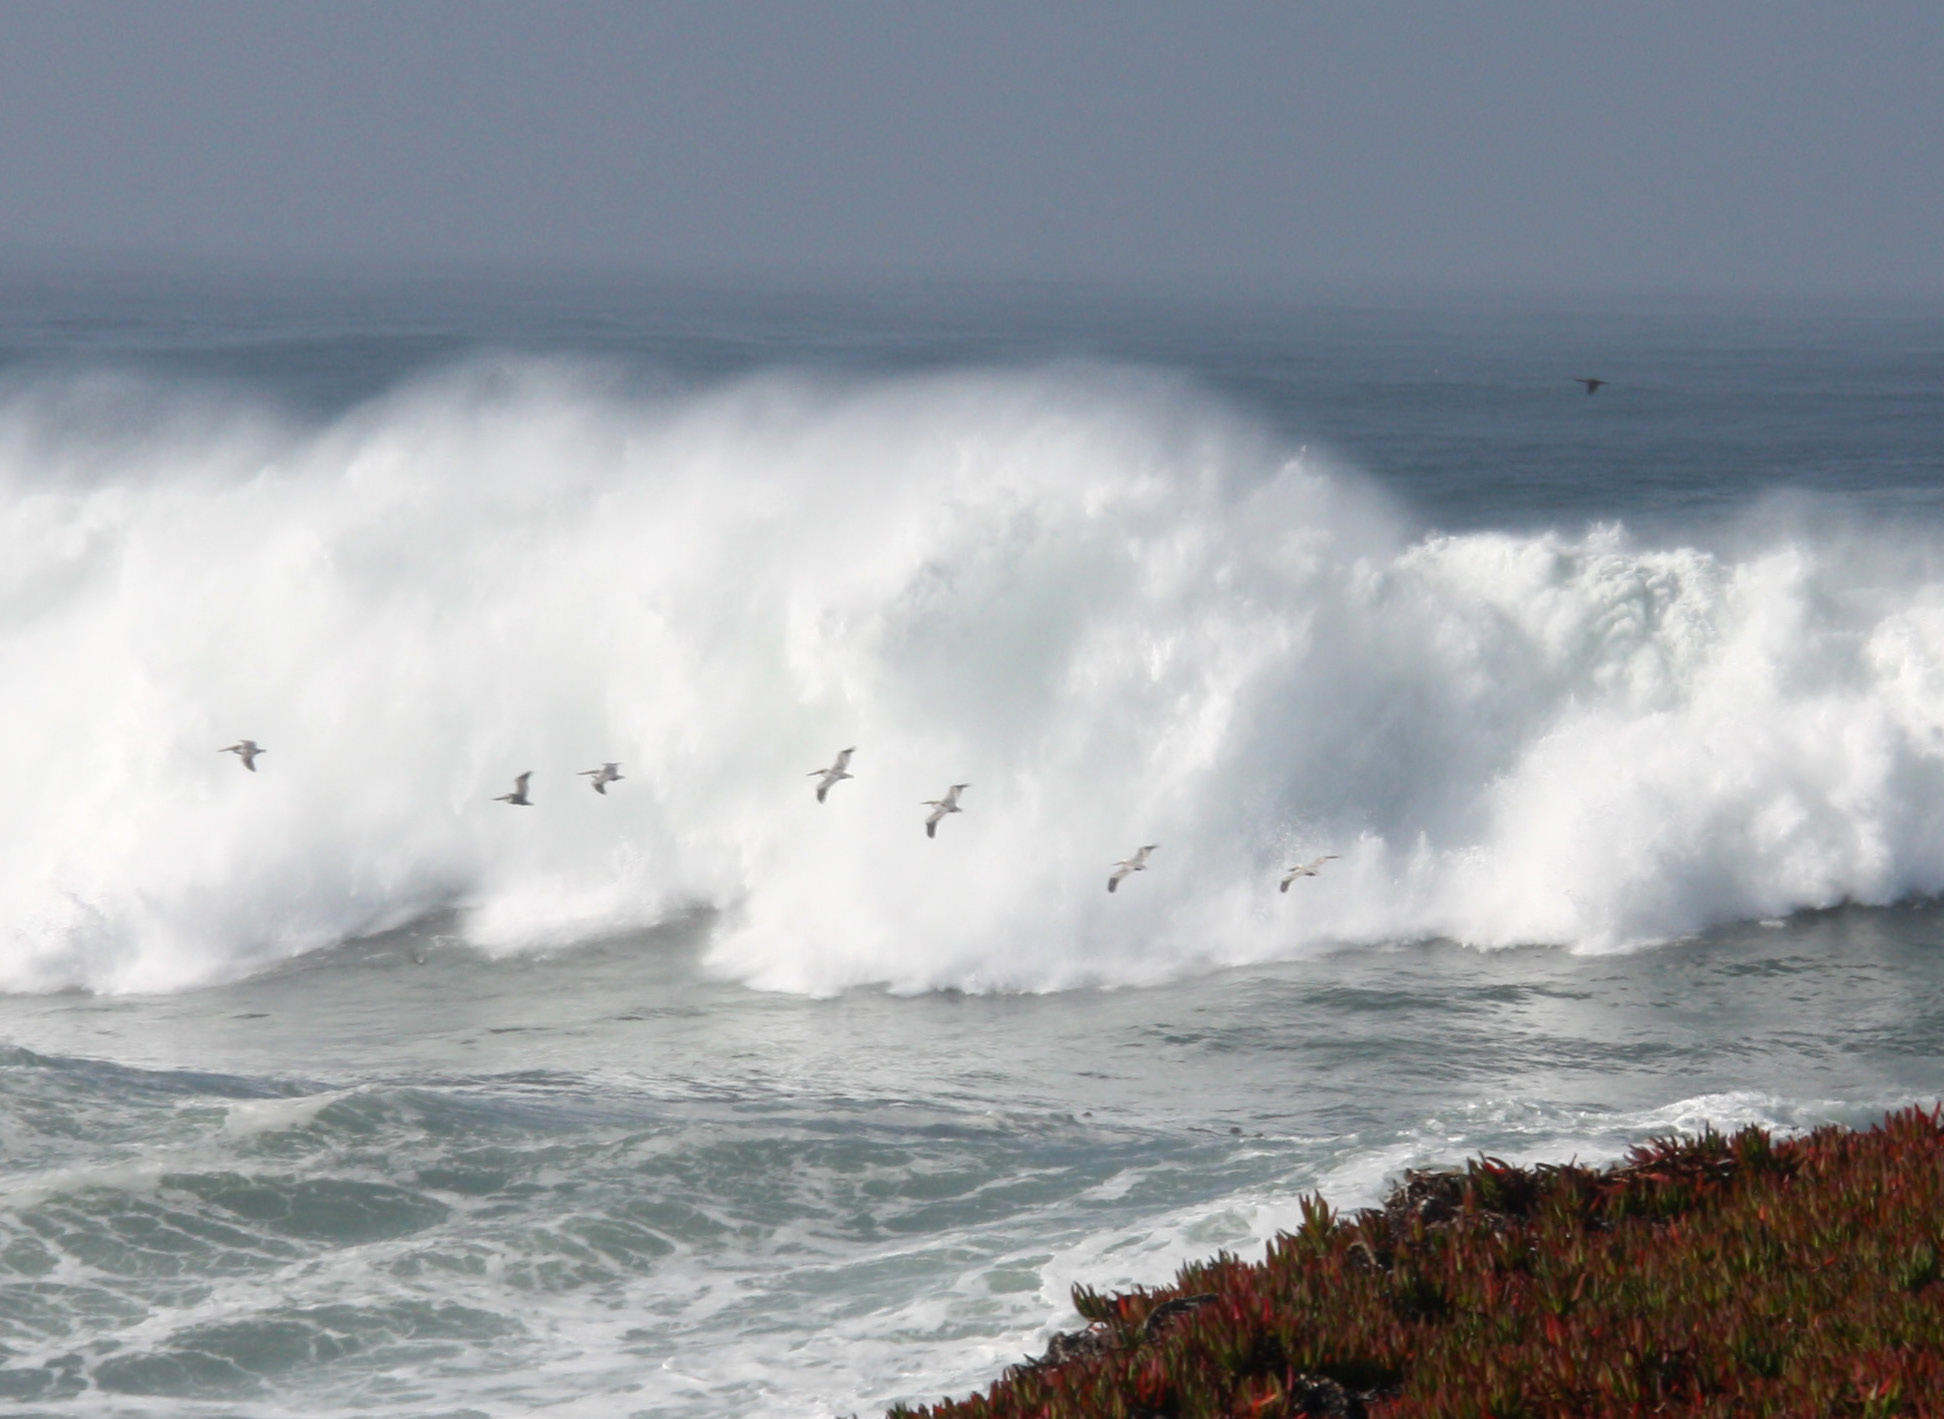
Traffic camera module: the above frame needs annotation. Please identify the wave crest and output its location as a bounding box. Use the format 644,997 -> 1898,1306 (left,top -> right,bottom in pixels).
4,360 -> 1943,994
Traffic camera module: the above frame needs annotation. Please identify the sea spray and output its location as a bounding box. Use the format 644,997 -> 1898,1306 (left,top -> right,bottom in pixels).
5,357 -> 1944,994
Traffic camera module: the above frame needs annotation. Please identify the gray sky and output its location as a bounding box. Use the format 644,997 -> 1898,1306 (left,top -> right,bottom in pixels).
2,1 -> 1940,297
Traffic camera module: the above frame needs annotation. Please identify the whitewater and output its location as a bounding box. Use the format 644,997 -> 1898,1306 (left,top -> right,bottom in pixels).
2,280 -> 1942,1416
9,355 -> 1944,995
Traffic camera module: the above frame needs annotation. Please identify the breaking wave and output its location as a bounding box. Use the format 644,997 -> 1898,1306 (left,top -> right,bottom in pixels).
6,357 -> 1944,994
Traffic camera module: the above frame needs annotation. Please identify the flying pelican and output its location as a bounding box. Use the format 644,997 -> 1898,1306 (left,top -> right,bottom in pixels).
495,772 -> 534,806
579,762 -> 624,795
1108,844 -> 1159,893
1575,377 -> 1605,395
219,740 -> 264,772
1279,854 -> 1339,892
809,747 -> 855,803
922,783 -> 969,838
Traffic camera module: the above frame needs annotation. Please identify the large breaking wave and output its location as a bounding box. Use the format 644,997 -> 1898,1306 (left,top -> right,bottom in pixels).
6,358 -> 1944,994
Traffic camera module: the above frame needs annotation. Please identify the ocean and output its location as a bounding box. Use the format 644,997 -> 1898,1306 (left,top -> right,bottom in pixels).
2,271 -> 1942,1416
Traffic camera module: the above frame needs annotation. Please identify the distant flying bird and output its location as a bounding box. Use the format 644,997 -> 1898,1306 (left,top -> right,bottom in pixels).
219,740 -> 264,772
579,762 -> 624,795
922,783 -> 969,838
1279,854 -> 1339,893
809,747 -> 855,803
495,772 -> 533,806
1108,844 -> 1159,893
1575,377 -> 1605,395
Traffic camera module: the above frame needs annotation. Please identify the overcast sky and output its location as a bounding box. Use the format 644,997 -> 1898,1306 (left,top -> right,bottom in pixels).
1,2 -> 1939,297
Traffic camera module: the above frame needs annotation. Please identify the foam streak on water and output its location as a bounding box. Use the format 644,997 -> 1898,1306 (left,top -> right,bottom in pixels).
0,910 -> 1939,1416
5,361 -> 1944,994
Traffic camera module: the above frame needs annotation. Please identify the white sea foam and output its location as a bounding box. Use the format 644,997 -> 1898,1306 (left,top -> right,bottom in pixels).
6,359 -> 1944,994
220,1087 -> 354,1138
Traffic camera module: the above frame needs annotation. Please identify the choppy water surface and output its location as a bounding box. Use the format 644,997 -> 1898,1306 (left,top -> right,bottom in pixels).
4,908 -> 1942,1416
2,275 -> 1943,1414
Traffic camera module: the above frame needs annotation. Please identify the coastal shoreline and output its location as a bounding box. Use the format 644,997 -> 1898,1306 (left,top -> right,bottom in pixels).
894,1107 -> 1944,1419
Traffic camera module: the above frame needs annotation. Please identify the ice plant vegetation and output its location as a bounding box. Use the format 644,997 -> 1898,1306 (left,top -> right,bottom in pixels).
893,1106 -> 1944,1418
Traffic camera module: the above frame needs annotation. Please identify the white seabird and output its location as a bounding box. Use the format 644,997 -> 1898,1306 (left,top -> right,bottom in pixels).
1279,854 -> 1339,892
579,762 -> 624,795
495,772 -> 534,806
219,740 -> 265,772
922,783 -> 969,838
1108,844 -> 1159,893
809,747 -> 855,803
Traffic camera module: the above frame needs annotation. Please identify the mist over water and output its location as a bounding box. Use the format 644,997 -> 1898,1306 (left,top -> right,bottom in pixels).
6,353 -> 1944,993
3,281 -> 1944,1417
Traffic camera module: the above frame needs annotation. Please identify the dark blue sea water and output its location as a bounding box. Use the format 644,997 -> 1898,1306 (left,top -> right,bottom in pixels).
1,270 -> 1942,1415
